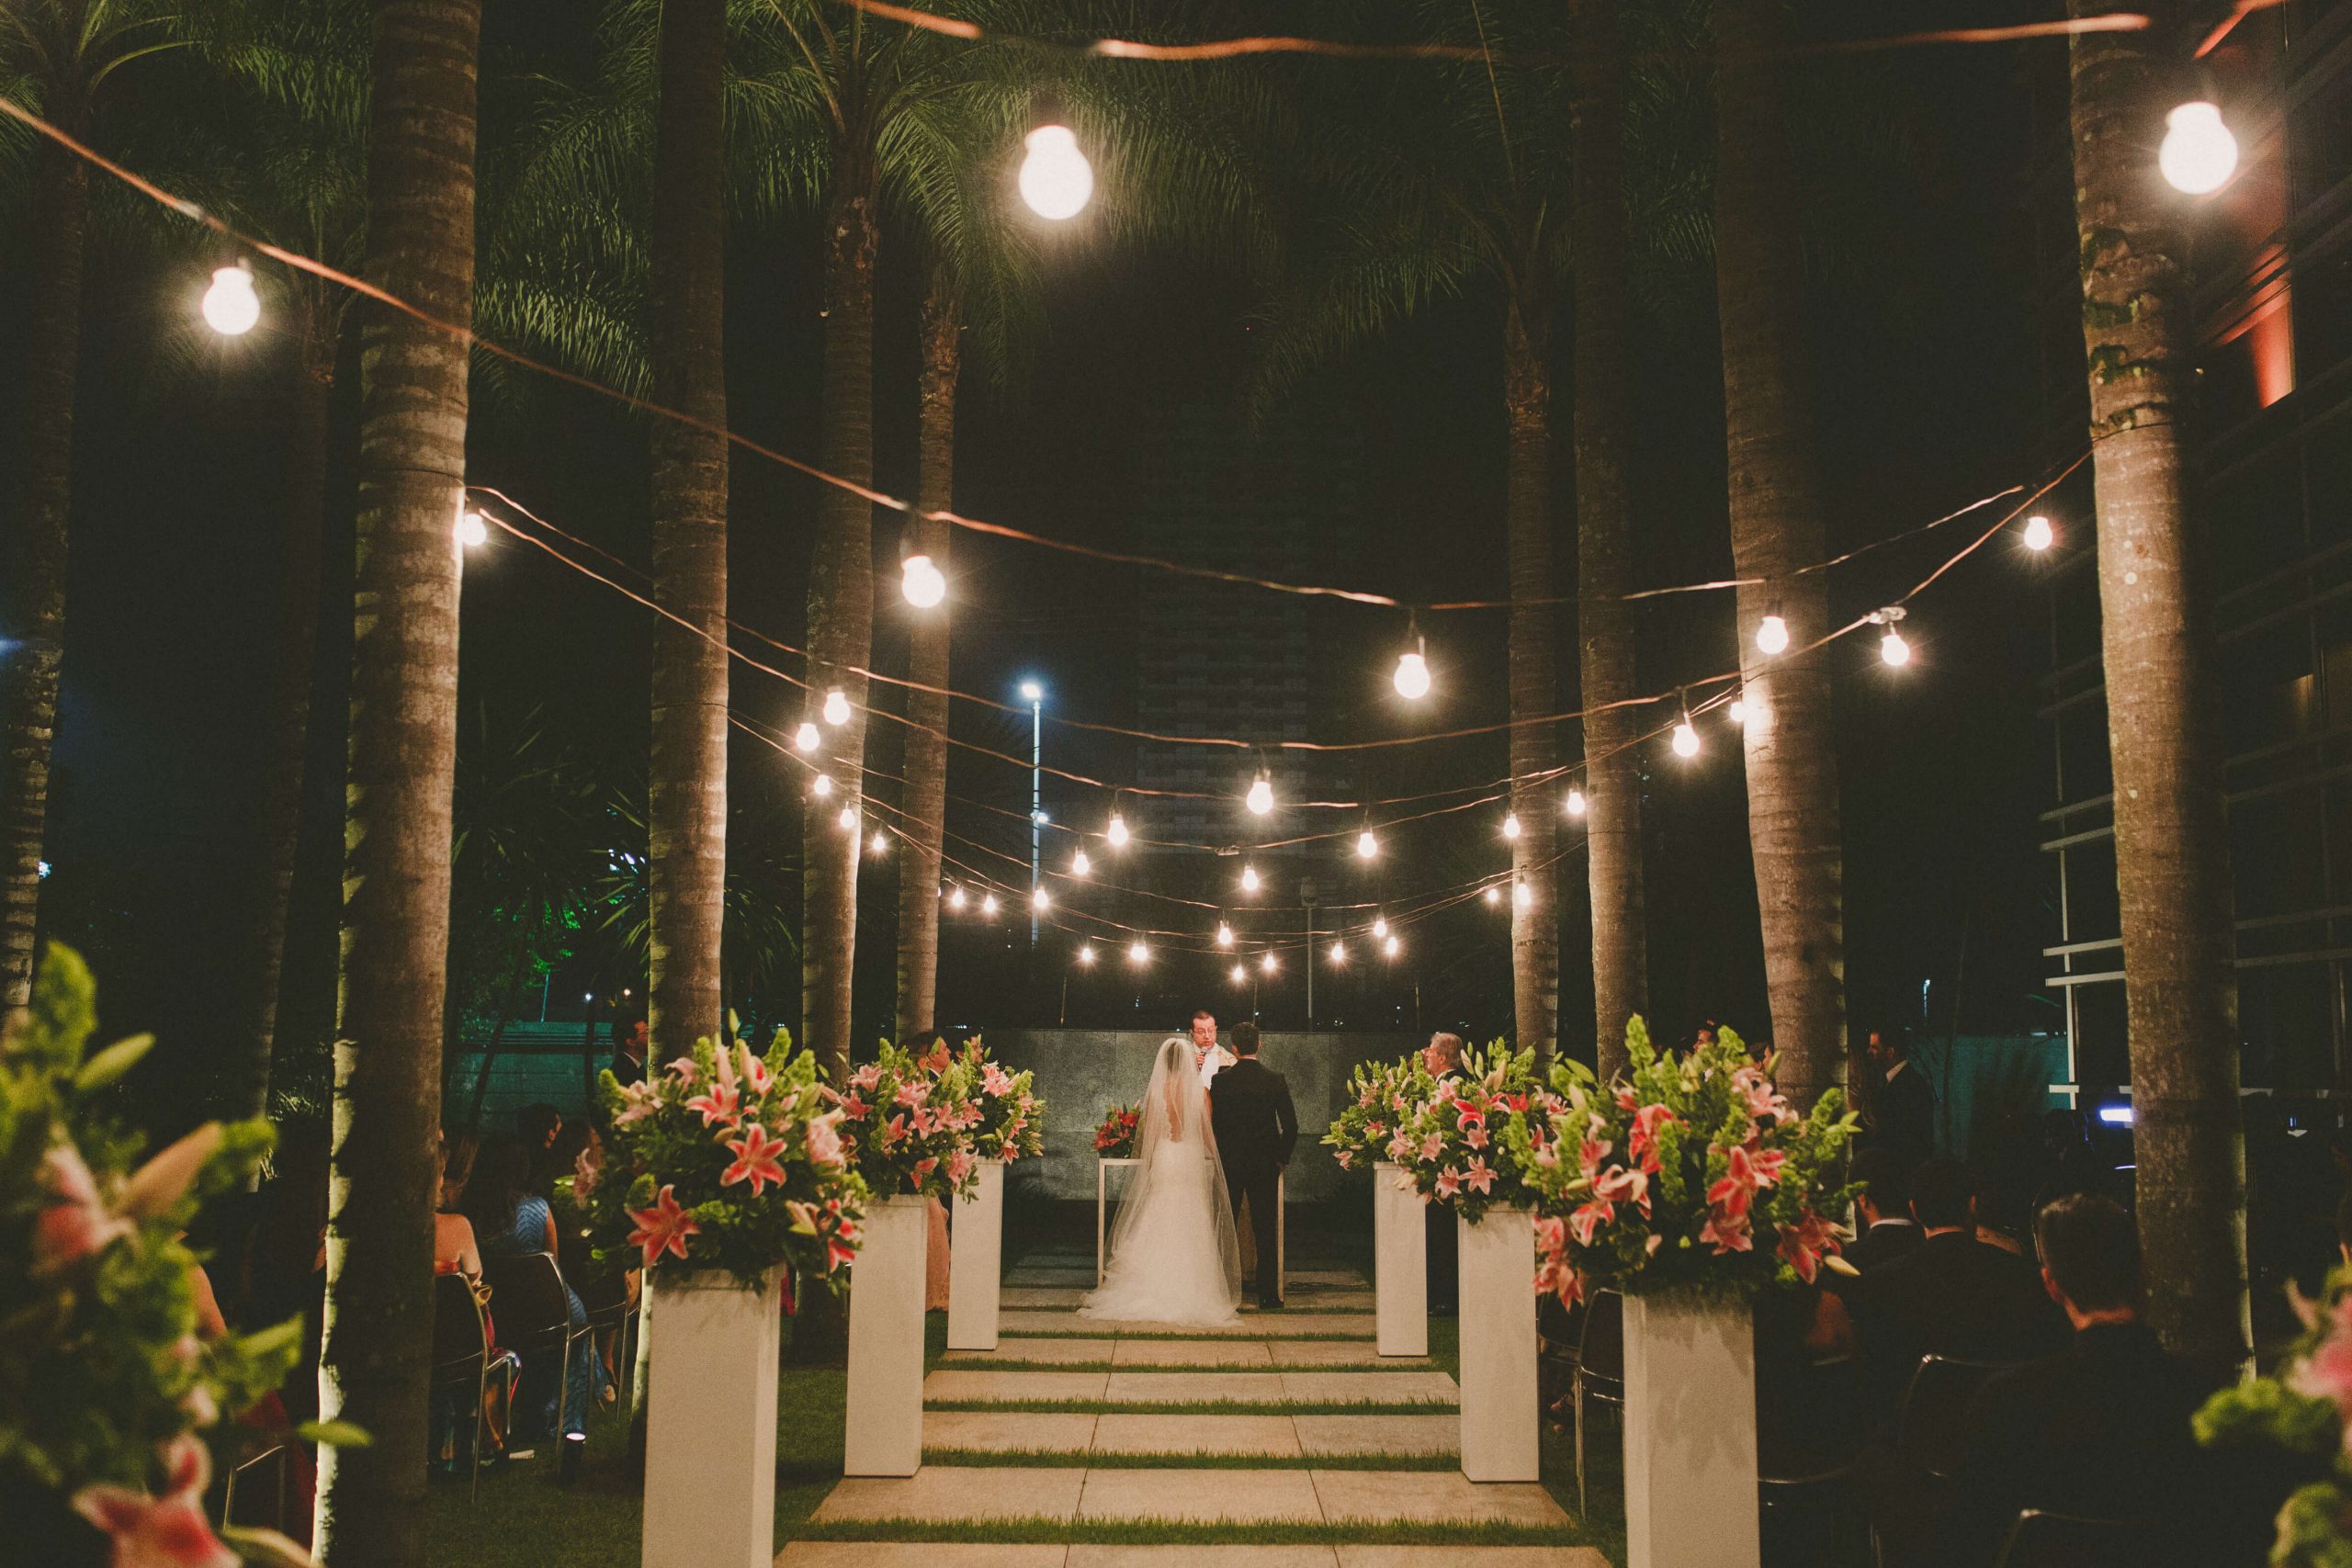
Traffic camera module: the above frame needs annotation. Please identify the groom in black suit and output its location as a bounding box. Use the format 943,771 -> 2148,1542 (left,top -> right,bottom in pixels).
1210,1021 -> 1298,1308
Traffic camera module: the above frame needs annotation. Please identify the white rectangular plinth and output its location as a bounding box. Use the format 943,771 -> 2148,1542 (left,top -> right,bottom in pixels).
1623,1292 -> 1760,1568
845,1194 -> 930,1476
1374,1162 -> 1428,1358
1456,1205 -> 1538,1483
641,1268 -> 784,1568
947,1160 -> 1005,1350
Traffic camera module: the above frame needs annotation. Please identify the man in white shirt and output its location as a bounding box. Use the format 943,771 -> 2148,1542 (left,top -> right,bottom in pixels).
1192,1009 -> 1236,1088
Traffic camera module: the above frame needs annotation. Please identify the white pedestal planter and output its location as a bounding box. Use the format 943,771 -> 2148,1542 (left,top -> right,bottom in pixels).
947,1159 -> 1005,1350
1623,1292 -> 1760,1568
640,1267 -> 784,1568
844,1193 -> 929,1477
1456,1205 -> 1538,1483
1373,1161 -> 1428,1358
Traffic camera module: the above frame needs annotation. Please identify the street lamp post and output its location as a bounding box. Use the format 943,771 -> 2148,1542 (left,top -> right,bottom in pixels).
1021,680 -> 1044,945
1302,878 -> 1317,1032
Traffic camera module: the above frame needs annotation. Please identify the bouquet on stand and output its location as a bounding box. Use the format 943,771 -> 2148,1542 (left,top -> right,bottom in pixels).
954,1037 -> 1046,1163
1092,1104 -> 1141,1161
1502,1018 -> 1858,1306
2194,1270 -> 2352,1563
1323,1055 -> 1431,1171
834,1040 -> 984,1202
1386,1043 -> 1563,1221
586,1019 -> 868,1300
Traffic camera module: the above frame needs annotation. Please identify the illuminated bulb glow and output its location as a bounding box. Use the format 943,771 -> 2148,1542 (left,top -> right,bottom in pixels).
982,893 -> 1001,915
1501,813 -> 1521,841
1728,698 -> 1748,727
1672,720 -> 1700,758
1356,830 -> 1378,859
1106,813 -> 1130,847
1514,881 -> 1533,909
1261,951 -> 1279,975
1484,886 -> 1502,907
1216,922 -> 1234,948
202,263 -> 261,335
870,831 -> 888,854
1032,886 -> 1050,912
457,510 -> 488,549
822,689 -> 851,726
1372,917 -> 1388,939
2159,100 -> 2238,195
1329,942 -> 1348,965
1240,865 -> 1261,894
1071,850 -> 1091,877
1392,649 -> 1431,700
1229,964 -> 1247,984
1020,681 -> 1044,703
1019,123 -> 1094,220
948,886 -> 967,910
811,774 -> 833,798
1127,940 -> 1149,966
1755,615 -> 1790,656
1881,629 -> 1911,667
1566,788 -> 1587,817
1246,777 -> 1274,815
2022,514 -> 2054,551
795,722 -> 821,753
1078,944 -> 1096,965
837,806 -> 858,830
1384,935 -> 1401,958
900,553 -> 946,608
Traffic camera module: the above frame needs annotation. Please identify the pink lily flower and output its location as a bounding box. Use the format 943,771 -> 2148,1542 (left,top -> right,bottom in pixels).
983,1064 -> 1015,1098
1464,1123 -> 1490,1151
1775,1207 -> 1838,1284
895,1078 -> 930,1108
720,1123 -> 790,1197
35,1143 -> 130,1272
1334,1149 -> 1353,1169
1435,1168 -> 1462,1200
1568,1198 -> 1615,1247
685,1046 -> 741,1127
1744,1144 -> 1787,1190
806,1111 -> 846,1169
571,1146 -> 601,1201
1594,1163 -> 1651,1216
665,1055 -> 700,1085
851,1063 -> 885,1094
1700,1209 -> 1754,1255
736,1042 -> 773,1097
1386,1133 -> 1415,1163
1463,1156 -> 1497,1194
1628,1104 -> 1677,1173
947,1148 -> 977,1188
72,1435 -> 238,1568
627,1184 -> 701,1267
613,1079 -> 663,1127
840,1093 -> 869,1120
883,1113 -> 909,1147
1419,1134 -> 1444,1162
1706,1144 -> 1760,1222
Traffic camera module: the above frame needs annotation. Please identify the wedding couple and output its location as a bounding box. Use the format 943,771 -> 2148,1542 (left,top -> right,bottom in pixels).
1082,1015 -> 1298,1326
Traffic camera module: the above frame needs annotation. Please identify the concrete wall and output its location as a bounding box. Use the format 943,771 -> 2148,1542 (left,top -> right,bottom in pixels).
988,1030 -> 1416,1203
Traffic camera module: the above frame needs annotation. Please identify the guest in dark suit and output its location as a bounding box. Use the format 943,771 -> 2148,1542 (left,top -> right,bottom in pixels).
1937,1195 -> 2218,1568
1864,1029 -> 1937,1174
1420,1032 -> 1465,1314
1842,1146 -> 1924,1280
1209,1022 -> 1297,1308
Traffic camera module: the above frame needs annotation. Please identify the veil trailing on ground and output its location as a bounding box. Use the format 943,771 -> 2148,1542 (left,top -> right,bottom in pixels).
1088,1036 -> 1242,1320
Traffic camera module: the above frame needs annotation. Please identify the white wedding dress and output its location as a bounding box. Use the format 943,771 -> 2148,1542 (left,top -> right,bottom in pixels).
1081,1036 -> 1243,1327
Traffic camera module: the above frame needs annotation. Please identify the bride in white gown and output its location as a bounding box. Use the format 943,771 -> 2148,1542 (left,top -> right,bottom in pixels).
1081,1036 -> 1243,1326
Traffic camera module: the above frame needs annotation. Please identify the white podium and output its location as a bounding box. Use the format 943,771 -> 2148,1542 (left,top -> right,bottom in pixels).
1373,1160 -> 1428,1357
947,1159 -> 1005,1350
1623,1292 -> 1760,1568
641,1268 -> 784,1568
1456,1205 -> 1538,1482
844,1194 -> 928,1476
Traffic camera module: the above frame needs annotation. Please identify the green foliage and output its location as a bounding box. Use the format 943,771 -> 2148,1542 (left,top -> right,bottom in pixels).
2192,1267 -> 2352,1563
0,945 -> 322,1531
1321,1054 -> 1432,1172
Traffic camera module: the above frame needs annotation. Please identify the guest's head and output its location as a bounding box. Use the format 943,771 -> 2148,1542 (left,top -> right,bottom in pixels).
1849,1147 -> 1908,1225
1192,1010 -> 1217,1051
537,1120 -> 593,1196
515,1102 -> 564,1149
438,1131 -> 479,1212
1864,1030 -> 1901,1073
1909,1157 -> 1973,1234
1232,1021 -> 1261,1057
2034,1193 -> 2143,1327
616,1012 -> 649,1061
1422,1032 -> 1464,1074
462,1135 -> 534,1239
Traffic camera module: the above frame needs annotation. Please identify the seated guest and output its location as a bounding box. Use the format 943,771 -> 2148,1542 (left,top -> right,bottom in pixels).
515,1101 -> 564,1152
435,1134 -> 482,1279
1935,1195 -> 2210,1567
464,1136 -> 605,1439
1842,1147 -> 1923,1277
1857,1158 -> 2067,1408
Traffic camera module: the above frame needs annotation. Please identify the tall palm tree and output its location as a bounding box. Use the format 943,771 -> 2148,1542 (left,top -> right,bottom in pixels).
2064,1 -> 2246,1377
895,261 -> 957,1043
1568,0 -> 1645,1077
647,0 -> 732,1066
1710,0 -> 1845,1107
313,0 -> 478,1559
0,0 -> 175,1029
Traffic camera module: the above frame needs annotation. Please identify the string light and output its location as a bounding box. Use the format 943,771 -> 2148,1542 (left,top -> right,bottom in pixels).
1566,787 -> 1587,817
822,689 -> 851,725
1672,717 -> 1701,759
2022,514 -> 2054,551
456,509 -> 488,549
1032,886 -> 1051,912
1501,812 -> 1521,841
1019,121 -> 1094,220
1329,941 -> 1348,964
1484,886 -> 1502,907
1756,614 -> 1790,656
1106,811 -> 1130,848
1216,921 -> 1235,948
794,722 -> 821,752
1384,934 -> 1401,959
1229,963 -> 1247,985
201,261 -> 260,335
982,892 -> 1001,915
1372,916 -> 1388,939
837,805 -> 858,830
1514,880 -> 1533,909
1728,696 -> 1748,726
948,885 -> 967,910
2159,100 -> 2237,194
1356,829 -> 1378,859
870,830 -> 889,854
1078,943 -> 1096,965
1240,864 -> 1261,894
1874,606 -> 1911,667
1127,939 -> 1150,966
812,773 -> 834,797
1246,773 -> 1274,815
1261,951 -> 1279,975
1071,849 -> 1091,877
1393,637 -> 1431,700
900,553 -> 946,608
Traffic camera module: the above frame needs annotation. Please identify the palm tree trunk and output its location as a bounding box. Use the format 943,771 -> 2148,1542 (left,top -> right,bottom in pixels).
647,0 -> 730,1063
0,117 -> 89,1030
232,297 -> 337,1119
1711,0 -> 1846,1108
2065,0 -> 2247,1378
802,140 -> 879,1083
314,3 -> 478,1562
895,266 -> 957,1043
1569,0 -> 1646,1079
1504,302 -> 1559,1065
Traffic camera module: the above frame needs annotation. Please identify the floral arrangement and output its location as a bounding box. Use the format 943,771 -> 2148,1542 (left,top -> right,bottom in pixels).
1504,1018 -> 1858,1307
3,945 -> 338,1567
835,1040 -> 983,1202
2195,1269 -> 2352,1562
586,1019 -> 868,1295
1323,1055 -> 1430,1171
1386,1043 -> 1563,1224
1092,1103 -> 1141,1160
955,1037 -> 1045,1163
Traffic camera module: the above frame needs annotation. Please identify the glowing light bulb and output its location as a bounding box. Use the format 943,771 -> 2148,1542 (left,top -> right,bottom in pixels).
1881,628 -> 1911,667
1246,776 -> 1274,815
1020,680 -> 1044,704
2023,514 -> 2054,551
1756,615 -> 1790,656
1502,813 -> 1521,841
948,885 -> 967,910
1261,951 -> 1279,975
1240,864 -> 1261,894
901,553 -> 946,608
982,893 -> 1001,915
1673,720 -> 1700,759
1127,940 -> 1149,966
1329,942 -> 1348,965
1019,122 -> 1094,220
1392,649 -> 1430,700
1372,917 -> 1389,939
1229,963 -> 1247,984
201,262 -> 260,335
822,689 -> 851,726
2160,100 -> 2237,195
812,773 -> 834,798
1356,830 -> 1378,860
1514,881 -> 1533,909
1032,886 -> 1050,912
1072,849 -> 1091,877
795,722 -> 821,753
1566,788 -> 1587,817
1216,921 -> 1234,948
1384,934 -> 1401,959
456,510 -> 488,549
837,806 -> 858,830
1728,697 -> 1748,727
1078,944 -> 1096,965
1106,812 -> 1129,848
1484,886 -> 1502,907
870,830 -> 888,855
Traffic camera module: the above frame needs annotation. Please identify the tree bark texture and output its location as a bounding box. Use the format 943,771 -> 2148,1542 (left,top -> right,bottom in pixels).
895,268 -> 957,1044
1504,305 -> 1560,1065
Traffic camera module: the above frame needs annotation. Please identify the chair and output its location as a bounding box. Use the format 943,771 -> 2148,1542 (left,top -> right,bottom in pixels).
1571,1289 -> 1624,1519
429,1271 -> 491,1502
1991,1508 -> 2149,1568
1758,1356 -> 1870,1567
1538,1292 -> 1583,1431
1894,1354 -> 2027,1483
480,1252 -> 592,1447
575,1264 -> 635,1422
219,1443 -> 289,1534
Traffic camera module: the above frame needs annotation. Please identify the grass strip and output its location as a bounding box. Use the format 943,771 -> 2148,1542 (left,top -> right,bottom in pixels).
1001,1331 -> 1377,1343
926,1400 -> 1453,1416
938,1361 -> 1434,1374
792,1517 -> 1584,1547
922,1448 -> 1459,1471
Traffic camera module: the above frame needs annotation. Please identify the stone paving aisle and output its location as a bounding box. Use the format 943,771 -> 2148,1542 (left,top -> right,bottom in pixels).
780,1247 -> 1609,1567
